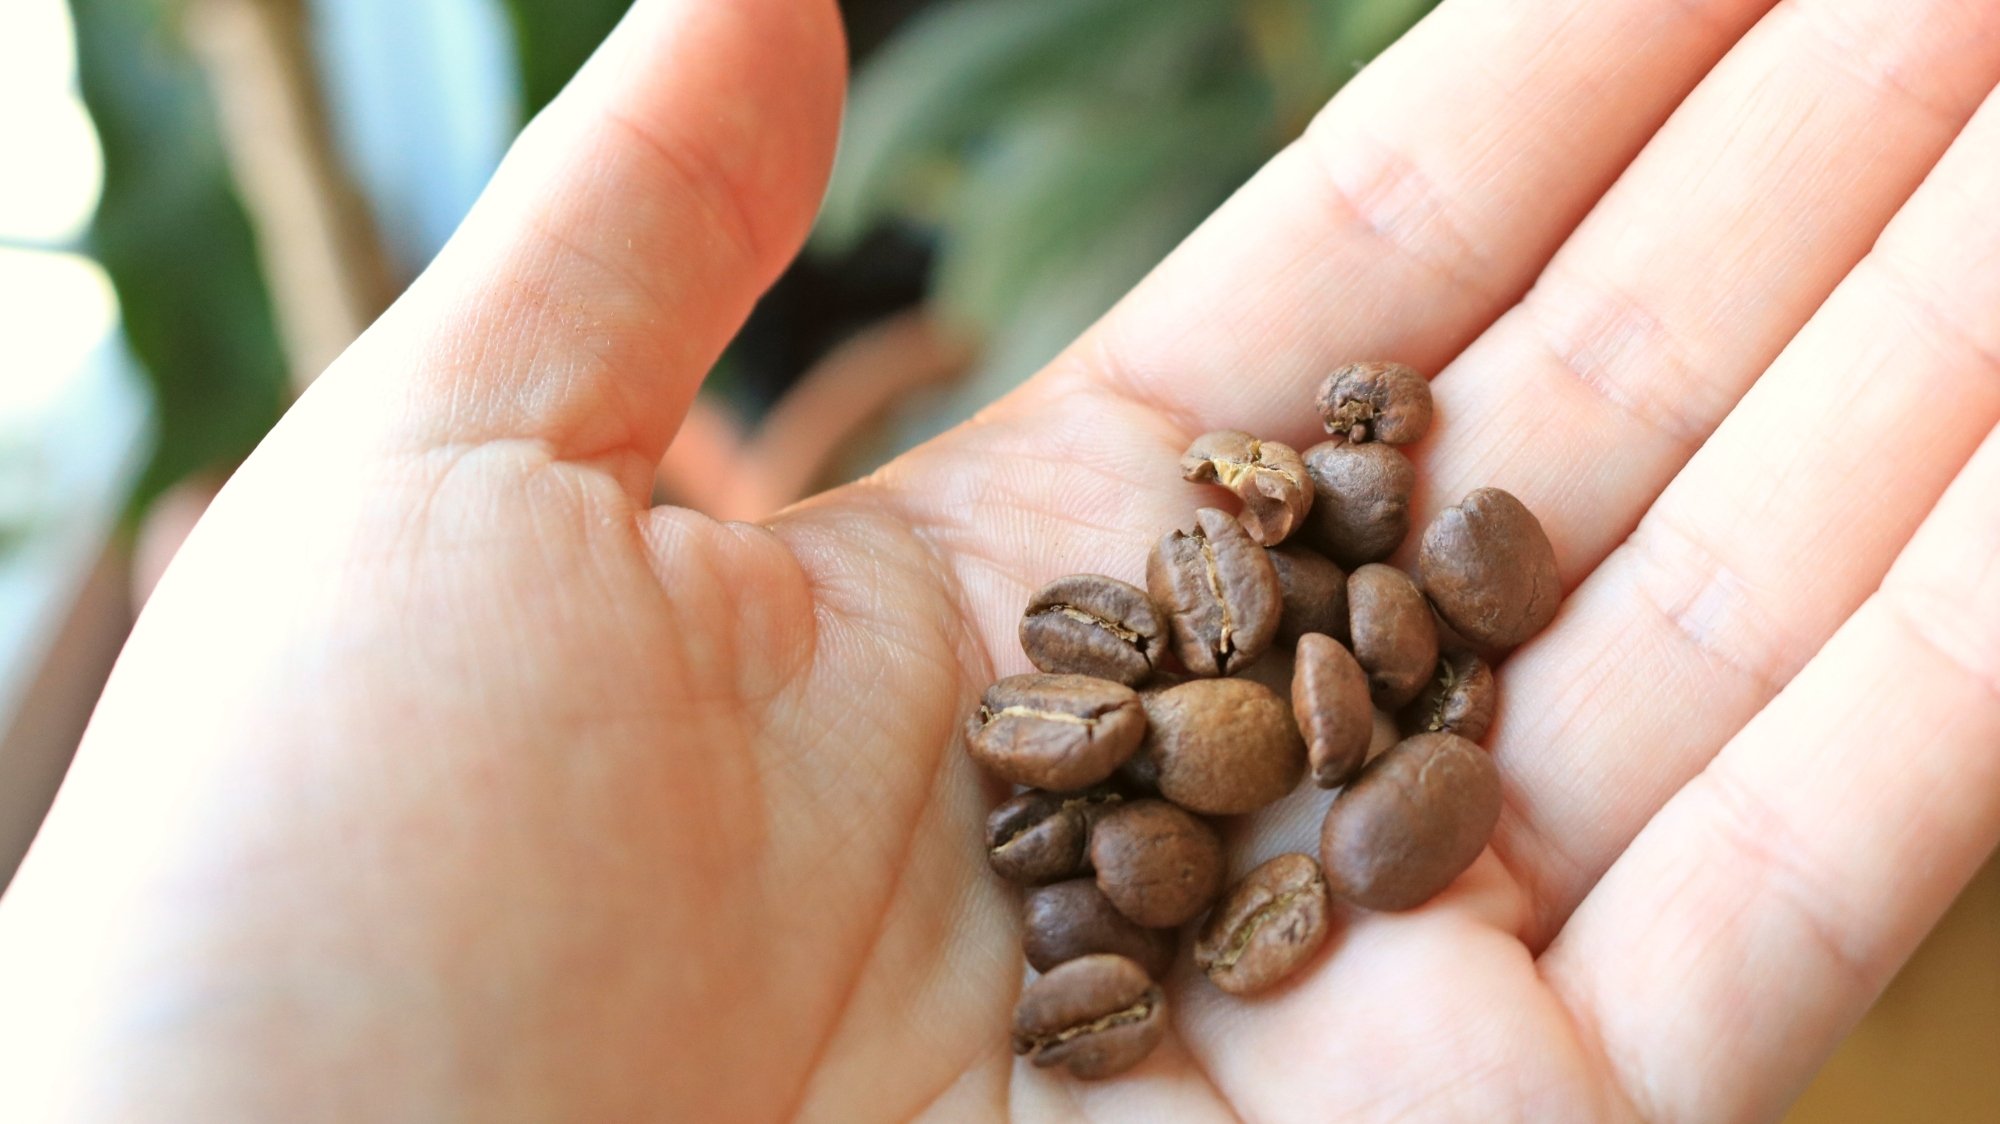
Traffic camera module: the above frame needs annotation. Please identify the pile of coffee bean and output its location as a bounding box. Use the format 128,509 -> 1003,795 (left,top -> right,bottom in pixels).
967,361 -> 1562,1080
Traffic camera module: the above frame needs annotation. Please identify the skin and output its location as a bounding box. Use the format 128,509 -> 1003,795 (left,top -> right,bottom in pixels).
4,0 -> 2000,1120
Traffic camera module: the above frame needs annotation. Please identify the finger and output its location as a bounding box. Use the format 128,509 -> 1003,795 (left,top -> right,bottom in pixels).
319,0 -> 843,491
1418,0 -> 2000,582
1054,0 -> 1775,435
1492,72 -> 2000,942
1540,419 -> 2000,1124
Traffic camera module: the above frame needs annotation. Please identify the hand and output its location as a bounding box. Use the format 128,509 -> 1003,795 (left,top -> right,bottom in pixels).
6,0 -> 1999,1118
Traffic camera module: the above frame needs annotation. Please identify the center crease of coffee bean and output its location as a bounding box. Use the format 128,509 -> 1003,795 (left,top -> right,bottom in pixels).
1027,996 -> 1158,1049
1208,884 -> 1321,970
1422,658 -> 1458,731
980,705 -> 1100,727
1045,604 -> 1144,645
1197,533 -> 1234,661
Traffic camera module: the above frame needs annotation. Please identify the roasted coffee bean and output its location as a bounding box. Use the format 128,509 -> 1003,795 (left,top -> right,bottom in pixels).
1020,575 -> 1166,687
1402,651 -> 1496,743
986,787 -> 1127,885
1179,431 -> 1314,546
1319,732 -> 1500,911
1293,634 -> 1373,788
1299,441 -> 1415,568
1269,544 -> 1349,646
1416,487 -> 1560,650
965,674 -> 1145,791
1012,954 -> 1167,1080
1090,800 -> 1225,928
1023,879 -> 1178,980
1146,508 -> 1282,676
1348,565 -> 1439,711
1139,678 -> 1305,815
1193,853 -> 1332,995
1314,361 -> 1433,445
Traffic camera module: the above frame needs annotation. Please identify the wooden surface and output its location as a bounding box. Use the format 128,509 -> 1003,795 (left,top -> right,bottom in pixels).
1789,856 -> 2000,1122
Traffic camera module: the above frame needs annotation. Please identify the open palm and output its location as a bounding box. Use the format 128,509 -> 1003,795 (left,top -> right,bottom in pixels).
5,0 -> 2000,1119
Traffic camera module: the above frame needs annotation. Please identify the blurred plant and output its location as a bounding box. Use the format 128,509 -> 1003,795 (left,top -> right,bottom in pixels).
811,0 -> 1440,462
70,0 -> 290,515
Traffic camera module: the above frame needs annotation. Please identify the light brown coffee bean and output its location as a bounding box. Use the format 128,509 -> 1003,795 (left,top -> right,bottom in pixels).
1193,853 -> 1332,995
1416,487 -> 1561,650
1090,800 -> 1225,928
1012,954 -> 1167,1080
1146,508 -> 1282,676
1319,732 -> 1500,911
1139,678 -> 1305,815
1180,430 -> 1314,546
1314,361 -> 1433,445
1348,564 -> 1439,710
1023,879 -> 1178,980
965,674 -> 1145,791
1293,633 -> 1372,788
1020,574 -> 1165,687
1401,651 -> 1496,743
985,787 -> 1126,885
1269,544 -> 1349,646
1299,441 -> 1415,568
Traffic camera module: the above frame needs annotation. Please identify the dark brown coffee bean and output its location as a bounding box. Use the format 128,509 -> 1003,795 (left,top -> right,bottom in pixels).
965,674 -> 1145,791
1012,954 -> 1167,1080
1416,487 -> 1561,650
1299,441 -> 1415,568
1089,799 -> 1224,928
1023,879 -> 1178,980
1293,634 -> 1373,788
1020,575 -> 1166,687
1139,678 -> 1305,815
986,787 -> 1127,885
1314,361 -> 1434,445
1114,678 -> 1185,794
1348,564 -> 1438,711
1193,853 -> 1332,995
1179,430 -> 1314,546
1401,651 -> 1496,743
1319,732 -> 1500,911
1269,545 -> 1349,646
1145,508 -> 1281,676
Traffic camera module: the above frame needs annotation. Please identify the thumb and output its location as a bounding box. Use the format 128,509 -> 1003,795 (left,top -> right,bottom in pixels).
316,0 -> 845,492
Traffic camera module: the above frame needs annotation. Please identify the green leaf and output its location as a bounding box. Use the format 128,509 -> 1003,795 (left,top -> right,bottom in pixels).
70,0 -> 290,513
814,0 -> 1171,253
1246,0 -> 1442,134
498,0 -> 632,119
932,84 -> 1269,339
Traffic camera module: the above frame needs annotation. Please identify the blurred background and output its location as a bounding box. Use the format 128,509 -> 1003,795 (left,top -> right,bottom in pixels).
0,0 -> 1990,1116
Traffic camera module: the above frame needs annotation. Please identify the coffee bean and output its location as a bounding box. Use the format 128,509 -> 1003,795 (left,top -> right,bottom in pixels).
1012,954 -> 1167,1080
1401,651 -> 1496,743
1193,853 -> 1332,995
1268,544 -> 1349,646
1179,430 -> 1314,546
1293,634 -> 1373,788
1314,361 -> 1433,445
966,674 -> 1145,791
1020,575 -> 1166,687
1023,879 -> 1179,980
1319,731 -> 1500,911
1348,564 -> 1439,710
986,787 -> 1126,885
1139,678 -> 1305,815
1299,441 -> 1415,568
1146,507 -> 1282,676
1416,487 -> 1560,650
1090,799 -> 1225,928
